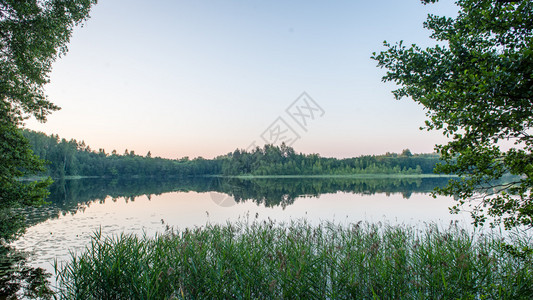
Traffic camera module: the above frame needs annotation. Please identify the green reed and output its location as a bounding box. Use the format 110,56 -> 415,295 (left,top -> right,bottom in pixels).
55,220 -> 532,299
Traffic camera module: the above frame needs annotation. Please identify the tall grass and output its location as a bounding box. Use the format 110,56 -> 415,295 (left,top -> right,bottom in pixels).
55,220 -> 533,299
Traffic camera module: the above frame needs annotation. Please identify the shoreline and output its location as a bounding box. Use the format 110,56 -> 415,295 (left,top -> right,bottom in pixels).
20,173 -> 457,181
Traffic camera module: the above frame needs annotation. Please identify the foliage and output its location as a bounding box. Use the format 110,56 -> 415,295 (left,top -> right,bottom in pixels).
55,220 -> 533,299
23,130 -> 223,178
221,144 -> 438,176
1,0 -> 96,237
23,130 -> 442,178
1,0 -> 95,297
0,0 -> 96,123
0,119 -> 52,242
372,0 -> 533,228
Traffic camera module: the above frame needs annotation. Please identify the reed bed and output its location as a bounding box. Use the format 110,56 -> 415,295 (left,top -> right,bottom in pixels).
55,220 -> 532,299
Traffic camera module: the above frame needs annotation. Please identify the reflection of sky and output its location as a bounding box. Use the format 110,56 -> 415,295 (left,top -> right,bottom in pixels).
13,191 -> 469,276
25,0 -> 459,159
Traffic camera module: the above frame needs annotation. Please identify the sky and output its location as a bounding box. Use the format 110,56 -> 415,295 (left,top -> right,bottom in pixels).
26,0 -> 460,159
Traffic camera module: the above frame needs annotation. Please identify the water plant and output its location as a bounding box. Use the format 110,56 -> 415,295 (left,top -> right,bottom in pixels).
55,220 -> 533,299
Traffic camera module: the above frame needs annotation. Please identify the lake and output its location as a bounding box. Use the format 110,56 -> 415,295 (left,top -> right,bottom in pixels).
10,176 -> 471,278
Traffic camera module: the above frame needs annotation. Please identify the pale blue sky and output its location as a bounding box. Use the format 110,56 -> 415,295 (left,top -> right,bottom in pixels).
27,0 -> 458,159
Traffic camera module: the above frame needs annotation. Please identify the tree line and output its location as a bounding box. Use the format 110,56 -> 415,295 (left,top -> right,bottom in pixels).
221,144 -> 440,176
23,130 -> 222,178
23,130 -> 442,178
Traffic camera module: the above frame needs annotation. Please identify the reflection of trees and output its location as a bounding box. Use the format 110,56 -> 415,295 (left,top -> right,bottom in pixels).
216,177 -> 451,208
22,177 -> 452,226
0,245 -> 53,299
22,177 -> 215,227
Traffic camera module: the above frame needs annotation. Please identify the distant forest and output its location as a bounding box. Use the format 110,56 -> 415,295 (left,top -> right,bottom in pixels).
23,130 -> 441,178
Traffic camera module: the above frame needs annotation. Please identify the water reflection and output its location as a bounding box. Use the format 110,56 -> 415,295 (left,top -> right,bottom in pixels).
214,177 -> 449,208
0,245 -> 53,299
22,177 -> 216,227
22,176 -> 451,227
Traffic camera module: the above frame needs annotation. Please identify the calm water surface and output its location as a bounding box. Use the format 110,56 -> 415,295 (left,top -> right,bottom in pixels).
12,177 -> 469,276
